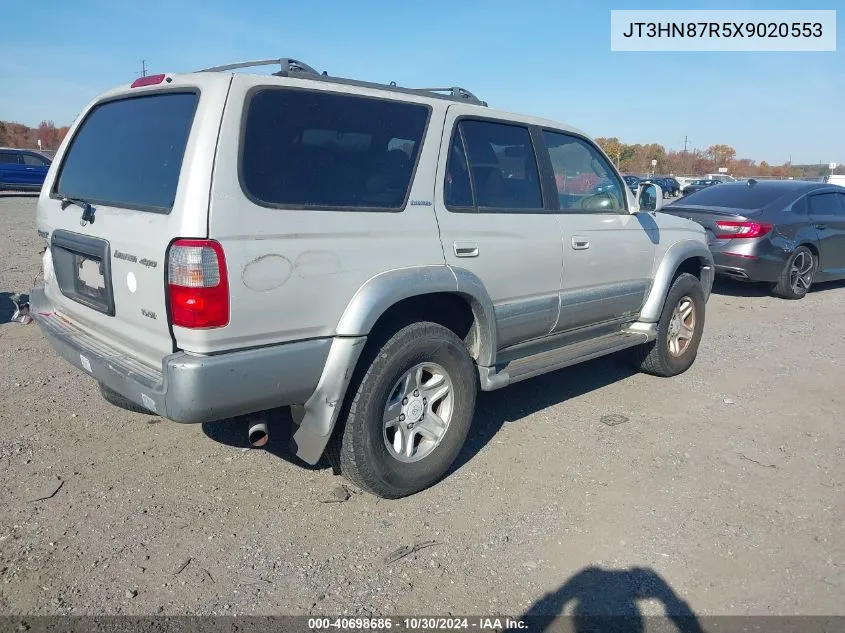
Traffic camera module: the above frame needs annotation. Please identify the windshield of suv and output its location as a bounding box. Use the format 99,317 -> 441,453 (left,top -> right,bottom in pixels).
55,92 -> 199,213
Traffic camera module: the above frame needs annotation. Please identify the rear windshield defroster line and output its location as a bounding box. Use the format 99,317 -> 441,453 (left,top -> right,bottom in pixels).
54,91 -> 199,214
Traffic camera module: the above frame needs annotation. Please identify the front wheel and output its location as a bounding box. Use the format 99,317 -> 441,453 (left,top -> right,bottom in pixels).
329,321 -> 477,498
632,272 -> 706,377
772,246 -> 815,300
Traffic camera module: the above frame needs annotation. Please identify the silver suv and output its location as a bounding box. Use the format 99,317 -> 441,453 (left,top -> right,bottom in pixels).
31,58 -> 714,498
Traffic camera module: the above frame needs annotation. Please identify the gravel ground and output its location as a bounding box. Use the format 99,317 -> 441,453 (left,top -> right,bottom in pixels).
1,195 -> 843,618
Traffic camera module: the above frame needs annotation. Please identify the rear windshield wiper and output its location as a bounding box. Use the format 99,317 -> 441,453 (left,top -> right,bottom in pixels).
60,196 -> 96,225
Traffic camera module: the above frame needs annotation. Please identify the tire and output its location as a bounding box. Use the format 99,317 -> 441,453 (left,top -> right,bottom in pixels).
98,383 -> 155,414
772,246 -> 815,300
328,321 -> 477,498
633,272 -> 705,377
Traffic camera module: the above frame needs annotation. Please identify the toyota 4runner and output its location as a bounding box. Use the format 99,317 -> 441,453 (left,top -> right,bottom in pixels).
31,58 -> 714,498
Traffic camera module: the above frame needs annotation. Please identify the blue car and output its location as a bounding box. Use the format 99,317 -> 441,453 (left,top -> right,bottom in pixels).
0,148 -> 52,191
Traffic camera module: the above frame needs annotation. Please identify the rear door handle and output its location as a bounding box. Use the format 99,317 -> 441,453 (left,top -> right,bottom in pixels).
571,237 -> 590,250
454,241 -> 479,257
815,224 -> 827,231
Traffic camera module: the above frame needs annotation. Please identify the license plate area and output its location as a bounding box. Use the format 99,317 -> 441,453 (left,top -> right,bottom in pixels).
51,230 -> 115,315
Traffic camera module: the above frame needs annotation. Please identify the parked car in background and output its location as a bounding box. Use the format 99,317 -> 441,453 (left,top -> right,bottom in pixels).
653,177 -> 677,198
622,175 -> 641,193
662,177 -> 681,197
0,148 -> 52,191
824,175 -> 845,187
663,179 -> 845,299
681,179 -> 722,196
674,176 -> 697,191
30,57 -> 713,498
591,179 -> 623,198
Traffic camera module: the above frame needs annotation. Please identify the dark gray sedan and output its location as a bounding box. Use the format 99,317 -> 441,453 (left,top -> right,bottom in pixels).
663,179 -> 845,299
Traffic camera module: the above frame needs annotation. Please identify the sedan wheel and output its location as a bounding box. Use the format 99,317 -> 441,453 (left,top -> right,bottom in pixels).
773,246 -> 815,300
789,251 -> 814,295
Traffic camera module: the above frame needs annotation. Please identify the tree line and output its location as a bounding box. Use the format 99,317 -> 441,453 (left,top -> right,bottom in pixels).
594,138 -> 843,179
0,120 -> 69,152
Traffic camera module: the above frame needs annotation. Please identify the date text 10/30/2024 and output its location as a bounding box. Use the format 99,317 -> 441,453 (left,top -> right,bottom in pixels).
307,617 -> 528,630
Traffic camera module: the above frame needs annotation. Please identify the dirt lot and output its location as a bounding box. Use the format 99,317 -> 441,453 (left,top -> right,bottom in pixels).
1,195 -> 843,619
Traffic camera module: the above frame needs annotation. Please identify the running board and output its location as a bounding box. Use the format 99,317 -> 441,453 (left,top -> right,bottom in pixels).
478,324 -> 656,391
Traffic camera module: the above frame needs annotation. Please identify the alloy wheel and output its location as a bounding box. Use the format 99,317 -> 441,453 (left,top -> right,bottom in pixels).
382,363 -> 454,463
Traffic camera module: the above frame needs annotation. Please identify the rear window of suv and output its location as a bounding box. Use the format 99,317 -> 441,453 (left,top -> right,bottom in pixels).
55,92 -> 198,213
240,88 -> 429,210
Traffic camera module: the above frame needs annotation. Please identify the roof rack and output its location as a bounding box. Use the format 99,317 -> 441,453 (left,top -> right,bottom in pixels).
412,86 -> 485,105
198,58 -> 321,76
195,58 -> 487,106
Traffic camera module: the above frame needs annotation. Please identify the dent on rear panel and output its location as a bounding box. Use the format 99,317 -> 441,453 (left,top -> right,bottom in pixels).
240,250 -> 347,292
241,255 -> 293,292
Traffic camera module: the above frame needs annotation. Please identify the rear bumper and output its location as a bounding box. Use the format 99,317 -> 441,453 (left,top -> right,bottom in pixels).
711,245 -> 787,283
30,288 -> 331,423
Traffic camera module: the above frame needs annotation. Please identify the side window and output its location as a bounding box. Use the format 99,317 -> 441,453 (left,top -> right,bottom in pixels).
241,89 -> 429,210
0,152 -> 19,164
459,119 -> 542,211
808,192 -> 844,216
444,129 -> 474,208
542,131 -> 625,212
838,193 -> 845,214
22,154 -> 48,166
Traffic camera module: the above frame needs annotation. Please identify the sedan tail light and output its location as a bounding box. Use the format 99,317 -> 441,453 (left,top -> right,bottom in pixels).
714,220 -> 772,239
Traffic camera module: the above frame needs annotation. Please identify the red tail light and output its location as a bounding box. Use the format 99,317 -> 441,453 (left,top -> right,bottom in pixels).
131,74 -> 166,88
167,239 -> 229,328
714,220 -> 772,239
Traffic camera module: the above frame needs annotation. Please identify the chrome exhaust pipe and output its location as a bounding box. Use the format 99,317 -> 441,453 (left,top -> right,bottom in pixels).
248,421 -> 269,448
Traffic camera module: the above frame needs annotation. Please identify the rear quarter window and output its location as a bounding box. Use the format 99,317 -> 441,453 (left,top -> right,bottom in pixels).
790,196 -> 807,215
240,88 -> 430,211
55,92 -> 199,213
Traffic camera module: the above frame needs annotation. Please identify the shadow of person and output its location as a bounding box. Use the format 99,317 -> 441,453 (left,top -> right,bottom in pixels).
517,566 -> 704,633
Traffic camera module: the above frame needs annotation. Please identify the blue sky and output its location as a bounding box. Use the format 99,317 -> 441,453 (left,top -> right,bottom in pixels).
1,0 -> 842,164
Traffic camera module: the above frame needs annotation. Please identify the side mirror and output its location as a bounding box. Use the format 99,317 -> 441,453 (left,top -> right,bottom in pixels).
635,181 -> 663,213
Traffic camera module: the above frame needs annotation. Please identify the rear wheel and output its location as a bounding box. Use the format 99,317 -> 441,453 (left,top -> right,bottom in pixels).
328,321 -> 477,498
98,383 -> 155,415
772,246 -> 815,300
633,272 -> 705,377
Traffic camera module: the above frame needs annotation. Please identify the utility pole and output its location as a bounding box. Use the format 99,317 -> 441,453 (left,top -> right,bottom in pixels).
141,60 -> 147,77
616,150 -> 620,169
682,135 -> 689,153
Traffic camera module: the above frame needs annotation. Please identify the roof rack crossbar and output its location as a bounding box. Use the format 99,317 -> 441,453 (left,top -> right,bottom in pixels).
413,86 -> 486,106
198,58 -> 320,75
